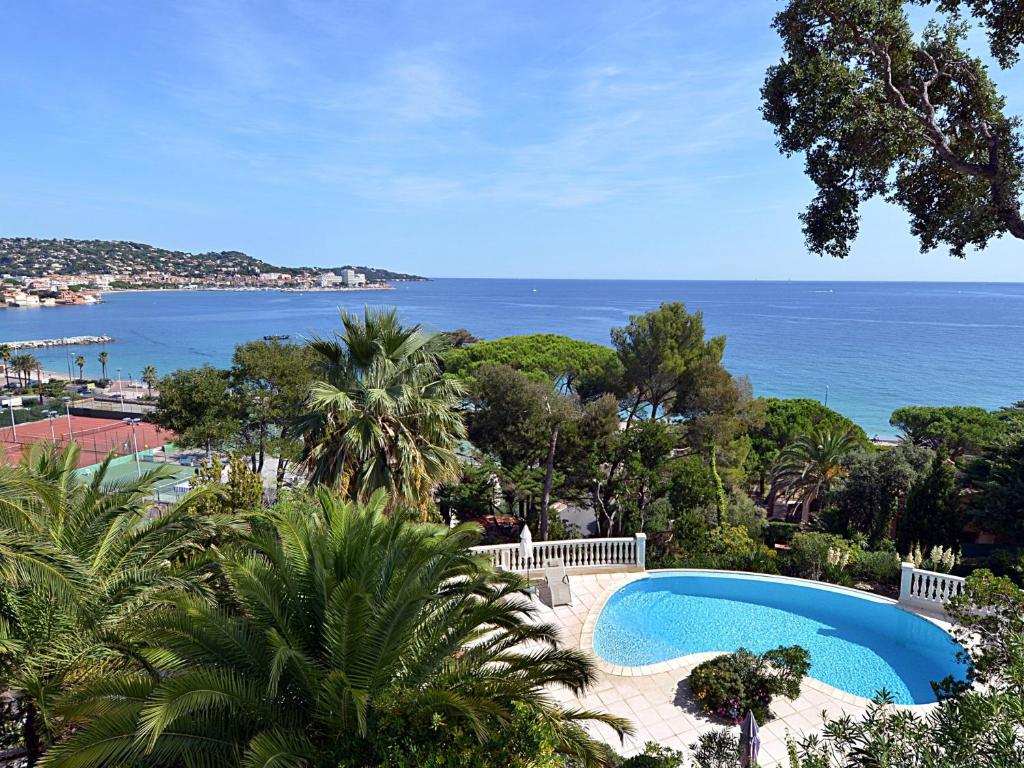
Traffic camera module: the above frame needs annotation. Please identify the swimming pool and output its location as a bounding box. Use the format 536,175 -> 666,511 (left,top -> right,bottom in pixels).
592,572 -> 967,705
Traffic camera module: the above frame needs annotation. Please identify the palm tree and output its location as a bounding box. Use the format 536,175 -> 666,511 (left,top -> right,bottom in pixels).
141,364 -> 158,396
44,490 -> 628,768
97,350 -> 108,382
0,442 -> 237,766
0,344 -> 11,389
297,307 -> 467,516
10,354 -> 33,388
74,354 -> 85,382
772,427 -> 861,524
22,354 -> 39,390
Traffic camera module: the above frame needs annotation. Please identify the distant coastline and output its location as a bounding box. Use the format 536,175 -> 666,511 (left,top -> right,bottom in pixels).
108,284 -> 398,294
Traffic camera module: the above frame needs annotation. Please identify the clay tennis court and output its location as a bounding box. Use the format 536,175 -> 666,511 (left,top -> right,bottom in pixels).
0,415 -> 175,467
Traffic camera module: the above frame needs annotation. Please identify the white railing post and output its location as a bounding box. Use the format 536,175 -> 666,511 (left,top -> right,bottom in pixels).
898,561 -> 915,603
634,532 -> 647,570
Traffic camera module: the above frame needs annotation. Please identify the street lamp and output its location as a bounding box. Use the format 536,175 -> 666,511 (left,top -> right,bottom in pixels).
123,417 -> 142,477
62,396 -> 73,439
7,400 -> 16,441
44,409 -> 58,441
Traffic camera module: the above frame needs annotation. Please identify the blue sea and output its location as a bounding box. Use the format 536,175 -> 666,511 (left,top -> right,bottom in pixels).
1,279 -> 1022,437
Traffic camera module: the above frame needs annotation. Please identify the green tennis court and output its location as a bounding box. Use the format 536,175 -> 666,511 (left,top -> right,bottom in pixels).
80,455 -> 198,501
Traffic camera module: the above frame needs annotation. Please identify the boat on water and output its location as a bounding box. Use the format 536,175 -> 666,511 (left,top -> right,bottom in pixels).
263,334 -> 290,341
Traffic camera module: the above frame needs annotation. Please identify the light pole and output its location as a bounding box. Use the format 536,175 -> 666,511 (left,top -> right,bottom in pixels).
45,409 -> 57,441
7,401 -> 16,441
117,368 -> 125,406
123,417 -> 142,477
824,385 -> 830,408
62,396 -> 74,439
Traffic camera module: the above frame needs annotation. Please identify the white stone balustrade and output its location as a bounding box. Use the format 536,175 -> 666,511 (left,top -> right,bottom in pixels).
898,562 -> 966,611
472,533 -> 647,574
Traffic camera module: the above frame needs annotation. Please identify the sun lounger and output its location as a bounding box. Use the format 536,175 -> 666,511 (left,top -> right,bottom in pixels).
544,557 -> 573,606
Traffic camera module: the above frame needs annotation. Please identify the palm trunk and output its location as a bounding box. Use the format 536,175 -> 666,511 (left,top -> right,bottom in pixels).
539,424 -> 559,540
766,480 -> 779,517
800,495 -> 813,526
24,700 -> 43,768
276,457 -> 288,490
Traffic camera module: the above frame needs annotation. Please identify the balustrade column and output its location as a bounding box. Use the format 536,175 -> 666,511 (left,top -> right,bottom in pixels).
898,562 -> 914,603
635,532 -> 647,569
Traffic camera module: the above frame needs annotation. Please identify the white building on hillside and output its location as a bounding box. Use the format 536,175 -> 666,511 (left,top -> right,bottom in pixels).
319,272 -> 344,287
341,268 -> 366,287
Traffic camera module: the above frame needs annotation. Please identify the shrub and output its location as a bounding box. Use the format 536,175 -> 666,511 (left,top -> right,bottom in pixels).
787,532 -> 855,581
721,491 -> 767,540
853,549 -> 902,585
619,742 -> 685,768
690,730 -> 742,768
689,646 -> 810,723
371,702 -> 569,768
658,515 -> 777,573
765,521 -> 801,546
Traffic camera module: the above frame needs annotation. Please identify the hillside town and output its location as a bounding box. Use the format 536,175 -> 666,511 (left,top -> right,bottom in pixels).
0,266 -> 390,308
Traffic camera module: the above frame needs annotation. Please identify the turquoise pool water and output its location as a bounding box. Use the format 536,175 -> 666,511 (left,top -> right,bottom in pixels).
593,572 -> 968,705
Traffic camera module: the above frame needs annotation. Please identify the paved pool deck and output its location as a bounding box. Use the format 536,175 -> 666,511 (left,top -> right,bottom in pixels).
533,571 -> 945,767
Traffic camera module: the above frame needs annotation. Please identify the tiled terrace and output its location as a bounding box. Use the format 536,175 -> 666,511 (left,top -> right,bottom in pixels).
534,572 -> 889,767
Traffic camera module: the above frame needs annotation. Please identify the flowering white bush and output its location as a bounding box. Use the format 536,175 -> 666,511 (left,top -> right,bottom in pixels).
903,542 -> 960,573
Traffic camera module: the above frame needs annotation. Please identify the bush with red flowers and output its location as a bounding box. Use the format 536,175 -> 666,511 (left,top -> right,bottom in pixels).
689,646 -> 810,723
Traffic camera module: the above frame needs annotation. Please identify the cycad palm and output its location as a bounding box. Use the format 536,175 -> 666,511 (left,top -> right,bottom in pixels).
298,308 -> 466,514
45,490 -> 629,768
772,427 -> 860,524
0,443 -> 236,764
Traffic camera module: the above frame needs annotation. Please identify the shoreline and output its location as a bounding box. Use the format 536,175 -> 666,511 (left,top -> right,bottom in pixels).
108,284 -> 401,294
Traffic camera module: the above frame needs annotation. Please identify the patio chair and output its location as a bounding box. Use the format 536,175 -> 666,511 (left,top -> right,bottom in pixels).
544,557 -> 573,606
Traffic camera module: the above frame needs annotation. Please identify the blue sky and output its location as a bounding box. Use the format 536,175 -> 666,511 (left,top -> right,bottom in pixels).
1,0 -> 1022,280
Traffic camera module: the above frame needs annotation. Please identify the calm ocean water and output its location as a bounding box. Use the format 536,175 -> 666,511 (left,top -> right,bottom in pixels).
1,279 -> 1022,437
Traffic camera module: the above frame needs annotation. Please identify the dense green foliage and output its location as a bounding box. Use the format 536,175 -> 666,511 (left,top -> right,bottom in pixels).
826,445 -> 933,545
0,444 -> 235,765
457,303 -> 759,540
690,646 -> 810,723
762,0 -> 1024,258
230,339 -> 318,476
747,398 -> 867,495
154,342 -> 317,480
44,490 -> 628,768
444,334 -> 622,398
897,452 -> 963,551
153,364 -> 238,451
192,453 -> 265,516
772,428 -> 863,524
968,414 -> 1024,541
297,309 -> 465,516
467,364 -> 585,537
890,406 -> 1007,457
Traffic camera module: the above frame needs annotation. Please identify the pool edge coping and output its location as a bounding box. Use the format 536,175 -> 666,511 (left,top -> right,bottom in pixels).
577,568 -> 951,714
